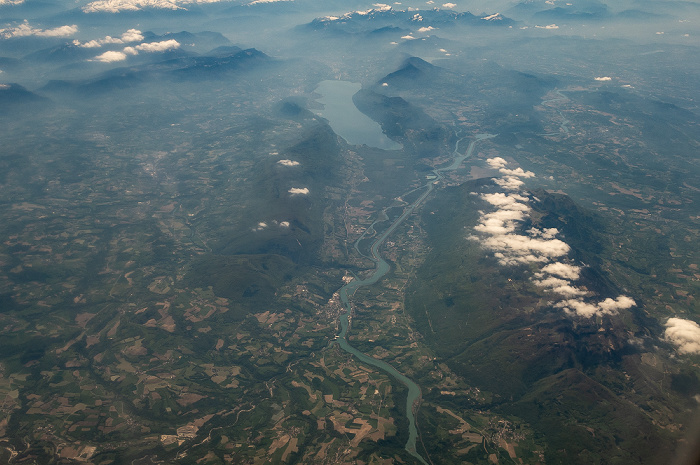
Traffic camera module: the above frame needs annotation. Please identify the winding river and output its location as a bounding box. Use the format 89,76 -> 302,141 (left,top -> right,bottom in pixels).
334,129 -> 495,464
540,89 -> 570,136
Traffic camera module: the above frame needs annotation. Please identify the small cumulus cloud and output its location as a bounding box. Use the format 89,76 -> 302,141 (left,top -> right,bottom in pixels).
74,39 -> 103,48
494,176 -> 524,191
532,277 -> 587,297
595,76 -> 612,81
373,3 -> 392,10
73,29 -> 144,48
555,296 -> 635,318
279,221 -> 290,228
133,39 -> 180,52
0,21 -> 78,39
0,0 -> 25,4
442,3 -> 456,8
535,24 -> 559,29
482,233 -> 570,265
401,35 -> 415,40
94,50 -> 127,62
121,29 -> 145,42
277,159 -> 300,167
418,26 -> 435,32
499,167 -> 535,178
487,157 -> 534,179
486,157 -> 507,169
481,192 -> 530,210
598,296 -> 635,312
121,39 -> 180,57
289,187 -> 309,195
540,262 -> 581,280
665,318 -> 700,354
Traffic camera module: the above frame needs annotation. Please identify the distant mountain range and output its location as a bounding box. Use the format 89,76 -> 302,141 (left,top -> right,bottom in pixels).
40,47 -> 271,95
505,0 -> 669,21
0,83 -> 50,113
303,7 -> 516,35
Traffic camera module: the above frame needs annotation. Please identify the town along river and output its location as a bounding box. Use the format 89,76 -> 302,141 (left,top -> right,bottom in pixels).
332,122 -> 495,463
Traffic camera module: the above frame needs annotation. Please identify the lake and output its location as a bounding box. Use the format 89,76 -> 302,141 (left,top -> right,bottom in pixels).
312,80 -> 402,150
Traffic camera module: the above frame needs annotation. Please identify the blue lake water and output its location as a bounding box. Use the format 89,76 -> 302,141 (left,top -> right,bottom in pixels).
313,80 -> 402,150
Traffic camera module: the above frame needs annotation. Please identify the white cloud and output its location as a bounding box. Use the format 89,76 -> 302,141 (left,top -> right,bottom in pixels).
535,24 -> 559,29
555,295 -> 635,318
487,157 -> 534,178
555,299 -> 600,318
120,39 -> 180,58
134,39 -> 180,52
499,167 -> 535,178
277,159 -> 300,167
473,194 -> 571,267
550,284 -> 587,298
73,29 -> 144,48
442,2 -> 456,8
594,76 -> 612,81
289,187 -> 309,195
486,157 -> 508,169
252,221 -> 272,231
279,221 -> 290,228
0,0 -> 25,4
665,318 -> 700,355
418,26 -> 435,32
74,39 -> 103,48
401,35 -> 415,40
597,296 -> 635,312
0,22 -> 78,39
534,276 -> 570,288
482,233 -> 570,265
494,176 -> 524,190
121,29 -> 145,42
472,156 -> 639,319
533,277 -> 587,297
474,210 -> 527,236
481,192 -> 530,210
540,262 -> 581,280
94,50 -> 128,62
